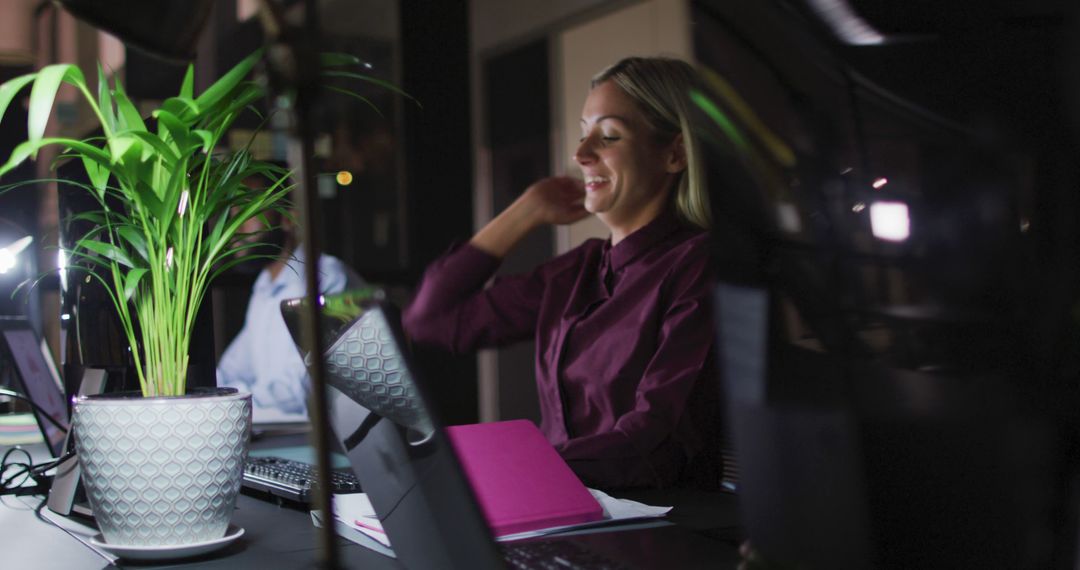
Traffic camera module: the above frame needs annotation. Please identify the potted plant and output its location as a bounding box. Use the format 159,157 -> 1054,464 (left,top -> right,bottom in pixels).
0,48 -> 391,548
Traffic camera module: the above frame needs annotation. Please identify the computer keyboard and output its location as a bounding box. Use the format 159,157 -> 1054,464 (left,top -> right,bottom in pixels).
243,456 -> 362,504
501,540 -> 634,570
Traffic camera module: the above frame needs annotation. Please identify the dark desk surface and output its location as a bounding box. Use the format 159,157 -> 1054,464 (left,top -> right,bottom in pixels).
1,435 -> 742,569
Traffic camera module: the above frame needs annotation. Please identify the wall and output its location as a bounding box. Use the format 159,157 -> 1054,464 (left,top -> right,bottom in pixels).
470,0 -> 614,55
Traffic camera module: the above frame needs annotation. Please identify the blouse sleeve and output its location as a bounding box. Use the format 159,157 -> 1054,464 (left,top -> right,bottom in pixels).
555,246 -> 716,489
402,243 -> 547,353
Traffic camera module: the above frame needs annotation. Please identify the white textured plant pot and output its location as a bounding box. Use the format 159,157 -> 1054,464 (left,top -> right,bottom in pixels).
73,387 -> 251,547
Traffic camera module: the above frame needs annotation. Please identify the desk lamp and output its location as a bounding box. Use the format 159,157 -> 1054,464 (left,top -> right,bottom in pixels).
50,1 -> 340,566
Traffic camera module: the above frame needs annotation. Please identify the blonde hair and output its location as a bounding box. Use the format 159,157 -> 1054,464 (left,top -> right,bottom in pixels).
592,56 -> 711,230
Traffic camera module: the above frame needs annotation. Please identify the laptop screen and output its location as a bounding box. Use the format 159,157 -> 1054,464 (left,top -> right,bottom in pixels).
0,318 -> 68,456
281,291 -> 504,569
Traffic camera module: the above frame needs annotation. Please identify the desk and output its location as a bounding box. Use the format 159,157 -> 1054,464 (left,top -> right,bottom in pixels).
1,439 -> 740,569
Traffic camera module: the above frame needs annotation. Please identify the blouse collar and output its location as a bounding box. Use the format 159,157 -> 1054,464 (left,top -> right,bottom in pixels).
603,207 -> 687,272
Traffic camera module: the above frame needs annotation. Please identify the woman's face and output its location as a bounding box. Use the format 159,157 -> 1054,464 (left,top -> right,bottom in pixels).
575,80 -> 684,240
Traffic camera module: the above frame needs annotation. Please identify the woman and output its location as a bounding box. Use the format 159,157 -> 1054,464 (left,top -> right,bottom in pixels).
404,57 -> 718,490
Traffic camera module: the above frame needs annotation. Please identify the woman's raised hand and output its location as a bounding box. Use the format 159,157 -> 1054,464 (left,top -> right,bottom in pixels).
522,176 -> 589,226
471,176 -> 589,258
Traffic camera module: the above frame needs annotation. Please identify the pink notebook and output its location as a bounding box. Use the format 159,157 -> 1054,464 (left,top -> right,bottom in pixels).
446,419 -> 604,537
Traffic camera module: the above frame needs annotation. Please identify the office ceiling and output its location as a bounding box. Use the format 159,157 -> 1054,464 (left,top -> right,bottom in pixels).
847,0 -> 1070,36
793,0 -> 1078,140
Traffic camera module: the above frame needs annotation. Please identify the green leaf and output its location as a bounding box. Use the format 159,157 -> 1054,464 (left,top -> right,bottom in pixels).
113,84 -> 147,133
115,226 -> 149,263
325,86 -> 383,118
212,83 -> 263,120
159,96 -> 199,120
0,73 -> 36,126
82,155 -> 110,199
0,140 -> 38,178
76,238 -> 136,268
122,268 -> 148,301
96,64 -> 116,135
152,109 -> 191,147
121,140 -> 152,183
322,70 -> 420,107
208,252 -> 277,284
180,64 -> 194,100
127,131 -> 180,164
11,271 -> 56,302
156,162 -> 184,229
68,210 -> 108,225
0,137 -> 110,178
192,129 -> 214,153
28,65 -> 85,145
195,49 -> 262,113
320,52 -> 369,68
132,178 -> 166,219
108,134 -> 140,163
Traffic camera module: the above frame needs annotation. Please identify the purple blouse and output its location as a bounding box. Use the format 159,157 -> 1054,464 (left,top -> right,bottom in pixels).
403,209 -> 720,489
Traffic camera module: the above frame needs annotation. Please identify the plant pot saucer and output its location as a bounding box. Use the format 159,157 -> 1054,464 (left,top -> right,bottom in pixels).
89,525 -> 244,561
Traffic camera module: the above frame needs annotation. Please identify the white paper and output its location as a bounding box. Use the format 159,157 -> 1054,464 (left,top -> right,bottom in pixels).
330,493 -> 391,547
589,488 -> 672,520
323,488 -> 672,551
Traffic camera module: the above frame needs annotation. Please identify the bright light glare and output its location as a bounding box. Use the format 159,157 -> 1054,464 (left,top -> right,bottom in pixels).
58,248 -> 68,291
0,236 -> 33,274
870,201 -> 910,242
0,248 -> 14,274
807,0 -> 885,45
6,236 -> 32,255
872,177 -> 888,189
777,202 -> 801,233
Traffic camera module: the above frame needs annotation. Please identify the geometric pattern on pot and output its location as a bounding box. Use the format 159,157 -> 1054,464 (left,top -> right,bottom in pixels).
73,389 -> 252,547
323,308 -> 434,439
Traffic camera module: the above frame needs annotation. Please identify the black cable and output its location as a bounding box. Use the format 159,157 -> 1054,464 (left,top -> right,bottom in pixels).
0,446 -> 74,495
1,446 -> 34,492
29,449 -> 76,475
0,387 -> 69,434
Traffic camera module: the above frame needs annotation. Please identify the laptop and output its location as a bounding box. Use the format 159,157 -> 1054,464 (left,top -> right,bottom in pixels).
0,317 -> 97,515
0,317 -> 68,457
291,291 -> 729,569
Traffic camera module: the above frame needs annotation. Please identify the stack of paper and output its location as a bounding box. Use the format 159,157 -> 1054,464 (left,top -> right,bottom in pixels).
311,489 -> 672,559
